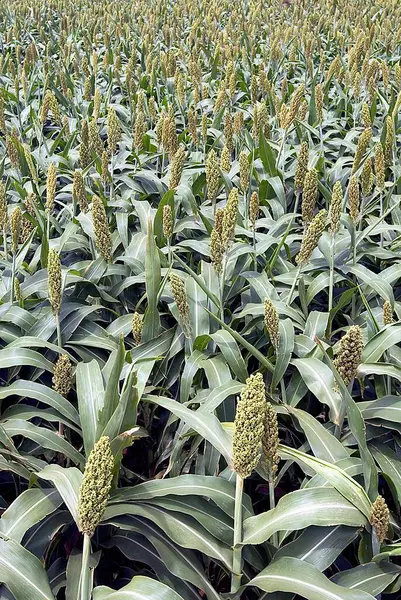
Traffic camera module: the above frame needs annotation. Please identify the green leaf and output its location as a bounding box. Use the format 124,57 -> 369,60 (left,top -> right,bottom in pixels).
0,380 -> 80,425
331,562 -> 401,595
76,359 -> 105,456
247,557 -> 375,600
2,420 -> 84,467
272,318 -> 294,390
143,394 -> 233,464
0,488 -> 62,543
103,503 -> 233,569
292,358 -> 341,423
37,464 -> 83,525
93,575 -> 184,600
279,444 -> 372,518
242,487 -> 367,545
0,536 -> 56,600
142,218 -> 161,342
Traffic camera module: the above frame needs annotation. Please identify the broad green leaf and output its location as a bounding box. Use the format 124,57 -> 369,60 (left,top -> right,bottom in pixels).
93,575 -> 184,600
272,318 -> 294,390
0,536 -> 55,600
331,562 -> 401,595
210,330 -> 248,382
0,380 -> 80,425
286,406 -> 349,462
279,444 -> 372,517
76,359 -> 105,455
37,464 -> 83,525
143,394 -> 233,464
362,324 -> 401,362
103,503 -> 232,568
0,348 -> 54,373
275,525 -> 359,571
142,218 -> 161,342
242,487 -> 367,545
2,419 -> 84,466
292,357 -> 341,422
0,488 -> 62,543
247,557 -> 375,600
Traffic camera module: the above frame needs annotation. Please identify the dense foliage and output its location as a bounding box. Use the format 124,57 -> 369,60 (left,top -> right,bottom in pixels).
1,0 -> 401,598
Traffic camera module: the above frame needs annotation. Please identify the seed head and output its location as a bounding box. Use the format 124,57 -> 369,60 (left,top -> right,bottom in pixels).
315,83 -> 323,123
233,373 -> 266,479
188,106 -> 198,145
46,163 -> 57,213
221,146 -> 231,173
6,134 -> 19,168
206,149 -> 220,206
222,188 -> 239,250
169,145 -> 186,189
89,119 -> 104,157
48,249 -> 62,315
14,278 -> 22,303
374,142 -> 385,189
132,312 -> 143,345
134,110 -> 146,150
101,151 -> 110,183
295,142 -> 309,191
163,205 -> 173,238
224,112 -> 234,154
361,103 -> 371,128
384,116 -> 394,165
210,208 -> 224,274
349,175 -> 360,223
361,159 -> 374,197
23,144 -> 37,182
0,96 -> 6,134
296,209 -> 327,265
0,183 -> 8,231
329,181 -> 343,234
249,191 -> 260,229
301,168 -> 318,225
79,120 -> 91,169
92,195 -> 112,262
352,127 -> 372,174
285,83 -> 305,128
169,273 -> 191,338
383,300 -> 394,326
262,402 -> 280,480
21,193 -> 36,243
78,436 -> 114,537
107,106 -> 121,155
52,354 -> 73,397
264,298 -> 280,349
93,88 -> 101,121
73,171 -> 88,213
370,495 -> 389,544
10,207 -> 22,253
333,325 -> 363,386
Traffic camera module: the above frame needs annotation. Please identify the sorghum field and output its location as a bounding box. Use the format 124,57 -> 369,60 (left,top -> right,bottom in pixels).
1,0 -> 401,598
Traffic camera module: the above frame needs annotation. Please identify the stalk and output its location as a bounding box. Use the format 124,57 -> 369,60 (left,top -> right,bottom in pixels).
79,534 -> 91,600
231,473 -> 244,594
56,313 -> 62,348
328,234 -> 335,313
269,476 -> 278,547
220,254 -> 227,322
286,264 -> 301,306
10,253 -> 16,303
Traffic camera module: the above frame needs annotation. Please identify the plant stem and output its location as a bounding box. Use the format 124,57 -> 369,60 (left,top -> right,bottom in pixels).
252,227 -> 257,270
220,254 -> 227,322
286,264 -> 301,306
10,253 -> 16,303
56,313 -> 62,348
328,234 -> 335,313
231,473 -> 244,594
79,534 -> 91,600
269,476 -> 278,547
